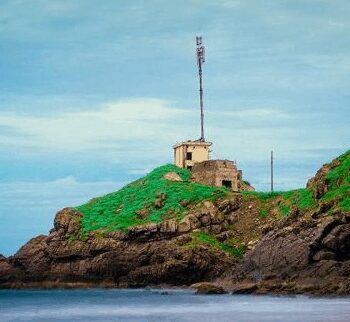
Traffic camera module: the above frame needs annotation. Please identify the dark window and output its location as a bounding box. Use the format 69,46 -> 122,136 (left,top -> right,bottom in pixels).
222,180 -> 232,188
186,152 -> 192,160
187,166 -> 192,171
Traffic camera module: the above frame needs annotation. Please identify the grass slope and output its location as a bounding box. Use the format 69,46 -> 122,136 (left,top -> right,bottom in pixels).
76,164 -> 229,234
76,150 -> 349,236
321,150 -> 350,212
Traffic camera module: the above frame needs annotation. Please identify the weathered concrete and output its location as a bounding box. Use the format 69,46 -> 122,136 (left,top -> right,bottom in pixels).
191,160 -> 243,191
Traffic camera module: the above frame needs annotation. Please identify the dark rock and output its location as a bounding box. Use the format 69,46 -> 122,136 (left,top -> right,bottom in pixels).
312,250 -> 336,261
322,224 -> 350,260
180,199 -> 190,207
154,193 -> 166,209
232,282 -> 258,294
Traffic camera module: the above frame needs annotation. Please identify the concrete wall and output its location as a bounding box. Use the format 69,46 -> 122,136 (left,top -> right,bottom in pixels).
173,141 -> 211,168
191,160 -> 243,191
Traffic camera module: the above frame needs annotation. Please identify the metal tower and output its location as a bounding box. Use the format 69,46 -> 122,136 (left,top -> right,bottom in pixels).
196,36 -> 205,142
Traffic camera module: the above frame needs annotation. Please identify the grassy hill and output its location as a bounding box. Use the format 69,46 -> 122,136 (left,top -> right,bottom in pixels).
76,150 -> 350,235
320,149 -> 350,211
76,164 -> 230,234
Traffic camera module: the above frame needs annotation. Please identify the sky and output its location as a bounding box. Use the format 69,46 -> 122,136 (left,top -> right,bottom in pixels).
0,0 -> 349,256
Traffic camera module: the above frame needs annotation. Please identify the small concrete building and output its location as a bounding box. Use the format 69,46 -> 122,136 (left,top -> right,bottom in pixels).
191,160 -> 243,191
172,140 -> 252,192
173,140 -> 212,170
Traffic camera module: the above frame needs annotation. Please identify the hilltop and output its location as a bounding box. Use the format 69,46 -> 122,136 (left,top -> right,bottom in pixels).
0,150 -> 349,294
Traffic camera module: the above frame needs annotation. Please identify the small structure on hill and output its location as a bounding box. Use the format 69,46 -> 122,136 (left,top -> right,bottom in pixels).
173,140 -> 212,170
172,36 -> 253,192
191,160 -> 243,191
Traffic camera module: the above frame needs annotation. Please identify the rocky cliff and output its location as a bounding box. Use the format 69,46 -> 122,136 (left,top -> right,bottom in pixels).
0,151 -> 349,294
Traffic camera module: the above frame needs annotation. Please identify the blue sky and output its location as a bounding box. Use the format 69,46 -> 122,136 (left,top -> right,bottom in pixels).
0,0 -> 349,256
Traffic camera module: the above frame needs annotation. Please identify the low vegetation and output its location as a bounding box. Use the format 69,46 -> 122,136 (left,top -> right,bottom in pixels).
243,188 -> 316,217
76,150 -> 349,237
76,164 -> 229,234
321,150 -> 350,212
184,231 -> 246,258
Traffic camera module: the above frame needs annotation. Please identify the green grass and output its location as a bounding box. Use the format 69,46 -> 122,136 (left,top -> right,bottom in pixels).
187,231 -> 246,258
76,164 -> 230,234
259,208 -> 268,218
243,188 -> 316,217
325,150 -> 350,189
321,150 -> 350,212
75,150 -> 349,236
279,204 -> 290,217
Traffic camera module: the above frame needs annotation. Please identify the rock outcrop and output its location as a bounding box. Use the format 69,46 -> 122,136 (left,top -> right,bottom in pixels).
0,151 -> 349,294
0,206 -> 236,288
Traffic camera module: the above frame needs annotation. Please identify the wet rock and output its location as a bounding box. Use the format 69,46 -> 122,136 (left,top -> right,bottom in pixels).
191,282 -> 228,294
232,282 -> 258,294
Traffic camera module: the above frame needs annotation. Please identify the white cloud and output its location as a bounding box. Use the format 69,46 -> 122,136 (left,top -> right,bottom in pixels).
211,108 -> 291,119
0,98 -> 193,152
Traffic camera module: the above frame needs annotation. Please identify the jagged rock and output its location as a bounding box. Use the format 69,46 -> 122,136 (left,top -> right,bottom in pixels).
217,196 -> 242,214
186,214 -> 201,229
246,239 -> 259,250
0,255 -> 20,284
232,282 -> 258,294
306,163 -> 332,199
54,208 -> 82,237
178,217 -> 191,233
322,224 -> 350,260
159,219 -> 177,234
312,250 -> 337,261
1,151 -> 349,295
191,282 -> 228,294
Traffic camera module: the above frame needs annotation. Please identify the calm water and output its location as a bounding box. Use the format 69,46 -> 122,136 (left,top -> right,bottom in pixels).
0,288 -> 350,322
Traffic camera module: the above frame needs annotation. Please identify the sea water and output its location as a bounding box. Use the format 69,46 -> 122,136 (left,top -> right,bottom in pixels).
0,288 -> 350,322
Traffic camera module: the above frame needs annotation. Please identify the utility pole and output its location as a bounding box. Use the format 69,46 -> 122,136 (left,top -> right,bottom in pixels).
271,150 -> 274,192
196,36 -> 205,142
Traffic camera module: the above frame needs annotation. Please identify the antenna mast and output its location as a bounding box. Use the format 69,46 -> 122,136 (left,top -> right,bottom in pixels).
196,36 -> 205,142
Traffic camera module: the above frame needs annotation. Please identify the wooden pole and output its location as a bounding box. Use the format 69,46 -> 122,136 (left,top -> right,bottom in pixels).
271,150 -> 274,192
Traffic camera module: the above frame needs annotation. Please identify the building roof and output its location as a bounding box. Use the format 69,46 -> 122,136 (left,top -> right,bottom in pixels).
173,140 -> 212,149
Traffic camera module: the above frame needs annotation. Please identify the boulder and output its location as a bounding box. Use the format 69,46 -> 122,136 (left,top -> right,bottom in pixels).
53,207 -> 82,237
232,282 -> 258,294
178,217 -> 191,233
163,172 -> 183,182
191,282 -> 228,294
